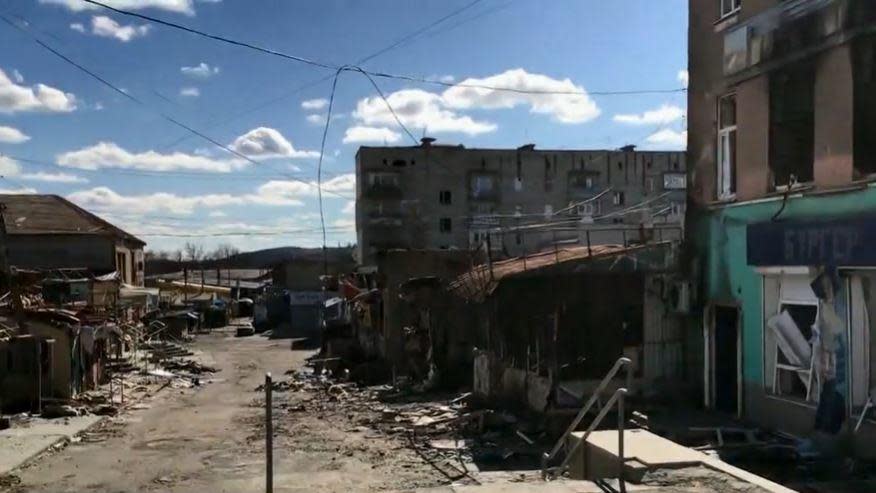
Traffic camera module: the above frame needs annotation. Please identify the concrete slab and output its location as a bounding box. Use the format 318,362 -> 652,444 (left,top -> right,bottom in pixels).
566,428 -> 796,493
0,415 -> 102,475
580,428 -> 706,467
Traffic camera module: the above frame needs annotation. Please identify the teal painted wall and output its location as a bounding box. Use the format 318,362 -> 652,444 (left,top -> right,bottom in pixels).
691,185 -> 876,392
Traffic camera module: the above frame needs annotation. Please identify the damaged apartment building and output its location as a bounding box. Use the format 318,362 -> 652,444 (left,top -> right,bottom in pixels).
351,141 -> 691,402
687,0 -> 876,455
355,140 -> 687,266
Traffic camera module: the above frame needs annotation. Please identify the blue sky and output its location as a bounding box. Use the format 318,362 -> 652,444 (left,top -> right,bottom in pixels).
0,0 -> 688,253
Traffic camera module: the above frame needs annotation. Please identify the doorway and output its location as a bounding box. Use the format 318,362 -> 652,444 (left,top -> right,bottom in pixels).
714,306 -> 740,415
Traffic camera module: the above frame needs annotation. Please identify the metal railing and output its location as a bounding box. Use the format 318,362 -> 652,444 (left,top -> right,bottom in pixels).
542,357 -> 632,483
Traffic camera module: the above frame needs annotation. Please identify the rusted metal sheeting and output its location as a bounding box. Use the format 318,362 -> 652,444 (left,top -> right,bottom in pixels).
448,242 -> 673,302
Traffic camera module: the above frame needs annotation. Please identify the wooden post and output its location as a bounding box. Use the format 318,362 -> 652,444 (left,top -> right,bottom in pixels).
265,372 -> 273,493
183,267 -> 189,303
586,230 -> 592,257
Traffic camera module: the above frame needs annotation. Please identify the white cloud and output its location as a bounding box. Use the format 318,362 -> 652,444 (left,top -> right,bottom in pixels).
179,87 -> 200,97
439,75 -> 455,83
0,155 -> 21,176
56,141 -> 246,173
20,172 -> 88,184
229,127 -> 319,159
332,218 -> 355,232
40,0 -> 197,15
255,173 -> 355,201
0,126 -> 30,144
0,68 -> 77,114
94,102 -> 105,111
180,62 -> 219,78
67,187 -> 259,215
341,200 -> 355,214
644,129 -> 687,148
0,187 -> 37,195
306,114 -> 326,125
613,104 -> 685,126
70,22 -> 85,33
678,70 -> 689,88
301,98 -> 328,110
90,16 -> 150,42
354,88 -> 496,136
208,210 -> 227,218
11,70 -> 24,84
0,155 -> 87,183
442,68 -> 600,124
342,126 -> 402,144
64,176 -> 352,216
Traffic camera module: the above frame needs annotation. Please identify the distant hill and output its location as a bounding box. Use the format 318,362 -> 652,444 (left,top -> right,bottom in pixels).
146,246 -> 355,276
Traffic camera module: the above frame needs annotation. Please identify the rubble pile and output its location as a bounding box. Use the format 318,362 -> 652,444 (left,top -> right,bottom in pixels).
260,368 -> 546,480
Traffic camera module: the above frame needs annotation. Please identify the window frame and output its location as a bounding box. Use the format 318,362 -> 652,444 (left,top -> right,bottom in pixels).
717,93 -> 737,200
719,0 -> 741,19
439,217 -> 452,233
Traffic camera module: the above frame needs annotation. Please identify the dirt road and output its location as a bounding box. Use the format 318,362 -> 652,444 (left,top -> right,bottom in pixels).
5,329 -> 443,492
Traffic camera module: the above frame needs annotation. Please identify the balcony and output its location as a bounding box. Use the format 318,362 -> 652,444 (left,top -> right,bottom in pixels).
723,0 -> 875,78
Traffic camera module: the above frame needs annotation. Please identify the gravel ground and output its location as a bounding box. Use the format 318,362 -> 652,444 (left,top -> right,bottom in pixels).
1,329 -> 444,493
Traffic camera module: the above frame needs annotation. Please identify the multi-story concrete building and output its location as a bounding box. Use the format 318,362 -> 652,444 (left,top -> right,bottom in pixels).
355,139 -> 686,265
688,0 -> 876,453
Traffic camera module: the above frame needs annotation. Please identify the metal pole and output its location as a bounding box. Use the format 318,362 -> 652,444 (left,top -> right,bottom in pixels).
265,372 -> 273,493
618,391 -> 626,493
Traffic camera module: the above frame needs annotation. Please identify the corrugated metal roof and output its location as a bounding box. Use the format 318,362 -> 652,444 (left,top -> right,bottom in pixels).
448,242 -> 672,302
0,194 -> 144,245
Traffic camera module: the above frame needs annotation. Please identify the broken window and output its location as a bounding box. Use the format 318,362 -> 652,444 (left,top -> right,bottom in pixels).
439,218 -> 452,233
770,64 -> 815,188
438,190 -> 452,205
612,191 -> 625,206
368,172 -> 399,187
469,173 -> 498,201
854,36 -> 876,177
720,0 -> 740,18
544,157 -> 554,192
763,274 -> 820,403
718,94 -> 737,198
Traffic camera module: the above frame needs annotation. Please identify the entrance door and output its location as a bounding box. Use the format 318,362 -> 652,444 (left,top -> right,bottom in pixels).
714,306 -> 739,414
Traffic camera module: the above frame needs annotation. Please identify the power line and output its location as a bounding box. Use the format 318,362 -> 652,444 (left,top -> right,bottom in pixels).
155,0 -> 499,153
81,0 -> 685,98
356,0 -> 485,66
0,15 -> 352,201
316,68 -> 344,274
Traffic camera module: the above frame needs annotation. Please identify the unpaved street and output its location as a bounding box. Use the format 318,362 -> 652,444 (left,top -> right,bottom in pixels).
5,330 -> 443,492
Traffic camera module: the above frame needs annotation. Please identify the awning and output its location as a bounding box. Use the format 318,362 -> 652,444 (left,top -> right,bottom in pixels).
449,242 -> 675,302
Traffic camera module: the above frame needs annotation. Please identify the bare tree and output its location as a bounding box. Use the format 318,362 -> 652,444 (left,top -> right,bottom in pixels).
212,243 -> 240,262
183,242 -> 205,263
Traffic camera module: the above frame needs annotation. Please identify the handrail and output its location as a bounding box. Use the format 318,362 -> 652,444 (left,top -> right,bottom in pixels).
555,388 -> 627,480
542,356 -> 632,476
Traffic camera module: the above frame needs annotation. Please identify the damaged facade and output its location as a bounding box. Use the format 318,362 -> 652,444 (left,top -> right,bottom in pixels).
449,242 -> 691,413
687,0 -> 876,456
355,141 -> 686,266
0,194 -> 146,286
